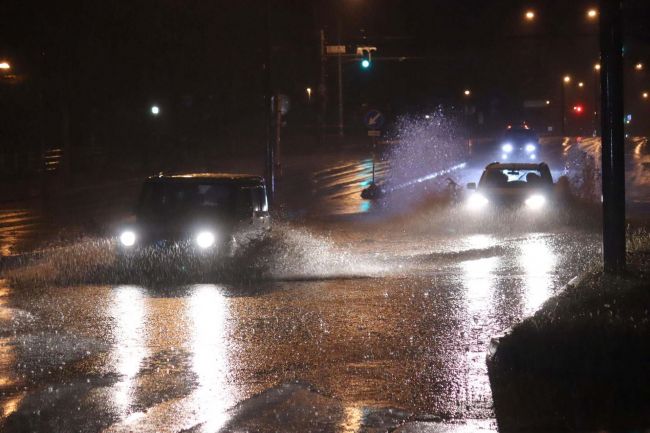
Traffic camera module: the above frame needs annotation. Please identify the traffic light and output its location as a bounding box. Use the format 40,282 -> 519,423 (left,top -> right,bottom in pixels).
356,46 -> 377,70
361,49 -> 371,69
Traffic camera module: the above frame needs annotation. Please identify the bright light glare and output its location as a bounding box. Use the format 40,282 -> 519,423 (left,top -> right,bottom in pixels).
361,59 -> 370,68
150,105 -> 160,115
525,194 -> 546,210
120,230 -> 136,247
563,75 -> 571,83
525,143 -> 536,153
501,143 -> 514,153
530,154 -> 537,160
501,153 -> 508,160
0,62 -> 10,70
587,9 -> 598,19
525,10 -> 535,20
467,193 -> 489,211
196,231 -> 216,249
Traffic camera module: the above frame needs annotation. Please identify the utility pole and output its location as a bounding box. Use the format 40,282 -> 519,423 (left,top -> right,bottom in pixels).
264,1 -> 275,203
319,29 -> 327,143
336,21 -> 344,137
274,94 -> 282,178
560,81 -> 567,136
599,0 -> 626,273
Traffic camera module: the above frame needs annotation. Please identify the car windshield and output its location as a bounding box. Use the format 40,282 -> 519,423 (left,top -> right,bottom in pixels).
504,130 -> 537,142
139,182 -> 238,213
481,168 -> 546,187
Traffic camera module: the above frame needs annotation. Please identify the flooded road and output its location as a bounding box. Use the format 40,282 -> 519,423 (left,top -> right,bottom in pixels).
0,216 -> 601,432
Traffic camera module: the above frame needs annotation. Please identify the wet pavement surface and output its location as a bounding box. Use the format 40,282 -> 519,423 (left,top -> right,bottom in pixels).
0,137 -> 645,432
0,217 -> 601,432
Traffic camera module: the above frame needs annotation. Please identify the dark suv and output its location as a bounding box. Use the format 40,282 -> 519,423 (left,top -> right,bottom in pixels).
117,173 -> 270,253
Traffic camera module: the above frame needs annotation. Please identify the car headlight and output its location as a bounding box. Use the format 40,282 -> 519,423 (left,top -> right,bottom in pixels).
525,194 -> 546,210
467,192 -> 489,210
525,143 -> 536,153
501,143 -> 513,153
196,231 -> 216,249
119,230 -> 136,247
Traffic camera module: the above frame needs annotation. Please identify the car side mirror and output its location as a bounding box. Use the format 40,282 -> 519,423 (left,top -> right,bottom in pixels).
467,182 -> 476,190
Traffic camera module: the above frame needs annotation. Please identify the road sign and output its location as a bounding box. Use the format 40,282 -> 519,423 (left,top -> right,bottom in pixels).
363,109 -> 385,129
368,130 -> 381,137
326,45 -> 346,54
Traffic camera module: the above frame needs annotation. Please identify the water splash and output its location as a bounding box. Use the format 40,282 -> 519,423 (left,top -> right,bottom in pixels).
2,224 -> 387,287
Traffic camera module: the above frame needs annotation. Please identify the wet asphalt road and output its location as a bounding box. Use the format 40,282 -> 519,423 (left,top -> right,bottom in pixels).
0,215 -> 601,432
1,137 -> 645,432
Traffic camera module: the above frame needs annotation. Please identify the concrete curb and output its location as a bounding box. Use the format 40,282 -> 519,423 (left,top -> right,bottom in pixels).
485,272 -> 584,365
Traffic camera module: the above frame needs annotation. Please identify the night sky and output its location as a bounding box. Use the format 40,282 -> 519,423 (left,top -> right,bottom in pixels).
0,1 -> 649,167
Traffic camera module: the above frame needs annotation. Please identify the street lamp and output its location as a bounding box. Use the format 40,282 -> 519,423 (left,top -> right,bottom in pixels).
635,62 -> 644,71
524,10 -> 535,21
561,76 -> 571,135
306,87 -> 312,102
587,9 -> 598,19
643,92 -> 648,99
150,105 -> 160,116
0,61 -> 10,70
463,89 -> 471,96
594,63 -> 601,71
578,82 -> 584,88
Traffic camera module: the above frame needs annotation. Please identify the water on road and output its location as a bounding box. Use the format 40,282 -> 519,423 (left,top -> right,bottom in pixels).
0,207 -> 601,432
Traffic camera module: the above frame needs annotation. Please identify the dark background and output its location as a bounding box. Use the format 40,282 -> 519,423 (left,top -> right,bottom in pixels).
0,0 -> 648,184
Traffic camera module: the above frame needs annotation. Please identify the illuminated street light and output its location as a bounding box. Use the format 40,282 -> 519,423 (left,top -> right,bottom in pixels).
578,82 -> 584,88
306,87 -> 312,101
150,105 -> 160,116
0,61 -> 10,70
635,62 -> 644,71
587,9 -> 598,19
594,63 -> 601,71
643,92 -> 649,99
546,100 -> 551,105
524,10 -> 535,21
463,89 -> 471,96
563,75 -> 571,84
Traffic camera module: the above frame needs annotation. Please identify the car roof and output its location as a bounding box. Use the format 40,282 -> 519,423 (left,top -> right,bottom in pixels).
145,172 -> 265,186
484,162 -> 549,171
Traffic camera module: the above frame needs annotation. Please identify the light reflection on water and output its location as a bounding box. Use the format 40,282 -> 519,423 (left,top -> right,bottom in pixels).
520,236 -> 556,313
110,285 -> 148,414
338,405 -> 363,433
461,256 -> 498,315
187,284 -> 233,432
